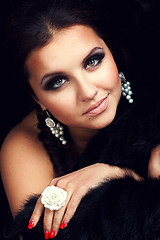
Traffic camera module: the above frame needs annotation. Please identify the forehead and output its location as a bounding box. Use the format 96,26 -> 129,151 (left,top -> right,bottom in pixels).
26,25 -> 105,72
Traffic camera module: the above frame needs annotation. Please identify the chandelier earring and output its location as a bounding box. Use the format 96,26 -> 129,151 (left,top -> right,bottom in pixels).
45,111 -> 67,145
119,72 -> 133,103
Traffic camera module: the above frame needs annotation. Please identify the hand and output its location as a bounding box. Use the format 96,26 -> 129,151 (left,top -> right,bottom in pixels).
148,145 -> 160,178
28,163 -> 141,239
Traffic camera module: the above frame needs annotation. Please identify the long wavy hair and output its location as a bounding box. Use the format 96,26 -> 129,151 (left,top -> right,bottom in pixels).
6,0 -> 132,176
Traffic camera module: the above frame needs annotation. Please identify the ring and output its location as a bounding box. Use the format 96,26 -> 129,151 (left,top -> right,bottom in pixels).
41,185 -> 67,211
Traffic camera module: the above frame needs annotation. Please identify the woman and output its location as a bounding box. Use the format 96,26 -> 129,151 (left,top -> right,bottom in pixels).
1,0 -> 160,239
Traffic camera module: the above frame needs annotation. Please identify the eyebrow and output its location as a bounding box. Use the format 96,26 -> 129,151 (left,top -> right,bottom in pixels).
41,46 -> 104,86
82,47 -> 104,66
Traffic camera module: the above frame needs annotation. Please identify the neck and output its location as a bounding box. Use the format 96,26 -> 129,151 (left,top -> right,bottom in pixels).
68,127 -> 99,154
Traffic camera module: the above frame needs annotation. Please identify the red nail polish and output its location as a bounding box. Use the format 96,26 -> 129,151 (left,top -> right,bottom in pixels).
28,220 -> 34,229
44,231 -> 50,239
60,221 -> 66,229
49,229 -> 55,238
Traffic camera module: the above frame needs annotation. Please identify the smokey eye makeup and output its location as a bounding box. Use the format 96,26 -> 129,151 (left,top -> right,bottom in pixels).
84,52 -> 105,70
41,48 -> 105,91
43,75 -> 68,90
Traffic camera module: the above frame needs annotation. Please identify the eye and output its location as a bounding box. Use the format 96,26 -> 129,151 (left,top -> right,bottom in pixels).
86,58 -> 99,69
54,78 -> 66,88
44,76 -> 67,90
84,53 -> 105,70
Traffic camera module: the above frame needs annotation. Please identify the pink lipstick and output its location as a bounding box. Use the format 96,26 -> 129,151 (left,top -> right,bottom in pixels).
83,95 -> 109,117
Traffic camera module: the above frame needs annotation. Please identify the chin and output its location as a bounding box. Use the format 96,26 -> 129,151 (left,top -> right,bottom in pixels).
87,110 -> 117,130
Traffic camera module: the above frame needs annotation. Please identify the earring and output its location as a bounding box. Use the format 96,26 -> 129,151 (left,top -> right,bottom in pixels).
119,72 -> 133,103
45,111 -> 67,145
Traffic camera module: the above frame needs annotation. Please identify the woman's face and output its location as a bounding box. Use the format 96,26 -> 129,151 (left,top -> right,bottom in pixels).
27,25 -> 121,131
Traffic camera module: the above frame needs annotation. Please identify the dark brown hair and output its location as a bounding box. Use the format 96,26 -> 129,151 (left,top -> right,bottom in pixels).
6,0 -> 129,175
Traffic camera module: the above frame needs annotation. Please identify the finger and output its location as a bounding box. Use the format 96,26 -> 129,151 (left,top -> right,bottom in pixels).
52,191 -> 72,236
28,196 -> 44,229
52,207 -> 65,236
43,208 -> 54,239
49,177 -> 61,187
62,191 -> 82,226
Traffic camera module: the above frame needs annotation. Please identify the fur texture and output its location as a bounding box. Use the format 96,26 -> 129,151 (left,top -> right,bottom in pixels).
1,0 -> 160,239
3,98 -> 160,240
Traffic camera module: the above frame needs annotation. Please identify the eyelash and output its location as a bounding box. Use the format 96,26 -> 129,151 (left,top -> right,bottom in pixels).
44,76 -> 67,90
84,52 -> 105,70
44,52 -> 105,90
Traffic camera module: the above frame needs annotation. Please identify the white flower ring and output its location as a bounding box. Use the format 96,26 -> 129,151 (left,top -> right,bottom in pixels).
41,185 -> 67,211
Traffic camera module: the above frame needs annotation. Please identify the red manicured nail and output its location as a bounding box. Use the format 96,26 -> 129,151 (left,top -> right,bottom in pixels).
60,221 -> 66,229
44,231 -> 50,239
28,220 -> 34,229
49,229 -> 55,238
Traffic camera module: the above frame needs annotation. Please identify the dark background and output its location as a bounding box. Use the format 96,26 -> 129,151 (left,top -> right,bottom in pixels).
0,0 -> 159,143
0,0 -> 160,237
0,0 -> 34,236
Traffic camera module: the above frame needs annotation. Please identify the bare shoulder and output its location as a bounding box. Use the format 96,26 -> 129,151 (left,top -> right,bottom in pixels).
0,111 -> 56,216
1,111 -> 39,149
0,111 -> 48,167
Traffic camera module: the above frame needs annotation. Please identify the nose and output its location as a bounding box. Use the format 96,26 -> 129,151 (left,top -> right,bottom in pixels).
76,74 -> 98,102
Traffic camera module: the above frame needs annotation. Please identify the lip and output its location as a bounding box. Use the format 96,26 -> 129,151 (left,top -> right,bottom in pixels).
83,95 -> 109,117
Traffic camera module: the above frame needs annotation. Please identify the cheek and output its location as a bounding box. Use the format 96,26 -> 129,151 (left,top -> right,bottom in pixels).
41,92 -> 76,118
112,74 -> 121,90
96,54 -> 120,88
98,68 -> 120,90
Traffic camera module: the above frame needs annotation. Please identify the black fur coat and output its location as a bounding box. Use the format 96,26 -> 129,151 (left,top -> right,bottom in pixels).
4,97 -> 160,240
1,0 -> 160,239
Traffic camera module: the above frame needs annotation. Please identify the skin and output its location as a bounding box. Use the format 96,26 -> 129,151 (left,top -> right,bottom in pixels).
26,25 -> 123,236
148,145 -> 160,178
27,25 -> 121,152
0,25 -> 160,239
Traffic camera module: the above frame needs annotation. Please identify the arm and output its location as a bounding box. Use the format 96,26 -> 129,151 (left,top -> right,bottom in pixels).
7,163 -> 141,239
148,145 -> 160,178
11,174 -> 160,240
28,163 -> 141,237
0,116 -> 55,216
0,115 -> 141,240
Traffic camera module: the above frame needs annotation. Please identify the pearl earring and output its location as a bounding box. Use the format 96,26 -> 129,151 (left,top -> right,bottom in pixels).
119,72 -> 133,103
45,111 -> 67,145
